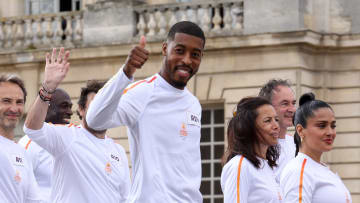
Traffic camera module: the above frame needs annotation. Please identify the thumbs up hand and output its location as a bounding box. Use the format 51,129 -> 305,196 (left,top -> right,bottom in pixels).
123,36 -> 149,78
139,35 -> 146,49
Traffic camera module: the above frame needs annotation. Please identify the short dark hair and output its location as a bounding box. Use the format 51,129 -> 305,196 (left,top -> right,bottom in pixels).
293,92 -> 333,155
222,97 -> 280,169
0,74 -> 27,102
77,80 -> 105,120
167,21 -> 205,47
45,88 -> 72,124
259,79 -> 292,102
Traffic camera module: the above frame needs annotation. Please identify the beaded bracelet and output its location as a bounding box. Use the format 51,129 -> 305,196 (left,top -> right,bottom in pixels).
39,88 -> 52,102
41,83 -> 55,94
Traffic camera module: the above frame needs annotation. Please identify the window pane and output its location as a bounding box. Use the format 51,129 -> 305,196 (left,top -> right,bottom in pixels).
215,198 -> 224,203
75,1 -> 80,10
30,2 -> 40,14
214,109 -> 224,124
214,145 -> 224,159
40,0 -> 54,14
201,110 -> 211,125
203,198 -> 211,203
201,145 -> 211,160
214,180 -> 222,194
60,0 -> 72,12
214,127 -> 224,142
201,128 -> 211,142
202,163 -> 211,178
200,180 -> 211,195
214,162 -> 222,177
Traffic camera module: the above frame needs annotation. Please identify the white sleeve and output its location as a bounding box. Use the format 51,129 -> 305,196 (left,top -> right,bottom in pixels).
280,163 -> 313,203
86,67 -> 134,131
221,158 -> 249,203
23,123 -> 74,158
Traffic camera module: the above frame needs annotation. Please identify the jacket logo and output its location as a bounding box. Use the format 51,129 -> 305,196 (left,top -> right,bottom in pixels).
14,170 -> 21,183
105,162 -> 112,174
180,123 -> 188,137
187,112 -> 200,127
191,115 -> 199,123
16,157 -> 23,164
12,155 -> 24,166
111,154 -> 120,162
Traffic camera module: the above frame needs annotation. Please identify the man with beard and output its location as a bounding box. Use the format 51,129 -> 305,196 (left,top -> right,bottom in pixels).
259,79 -> 297,182
0,74 -> 42,203
23,48 -> 130,203
86,21 -> 205,202
18,88 -> 73,201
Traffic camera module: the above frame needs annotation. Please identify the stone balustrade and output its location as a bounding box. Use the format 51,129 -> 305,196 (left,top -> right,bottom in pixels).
0,11 -> 83,52
134,0 -> 244,40
0,1 -> 244,51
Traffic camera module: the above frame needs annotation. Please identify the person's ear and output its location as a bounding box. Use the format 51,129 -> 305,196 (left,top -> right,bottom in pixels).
162,42 -> 167,56
296,124 -> 305,140
77,107 -> 85,119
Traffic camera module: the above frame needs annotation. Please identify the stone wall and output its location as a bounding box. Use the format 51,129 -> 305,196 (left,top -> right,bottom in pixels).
0,0 -> 25,18
244,0 -> 360,35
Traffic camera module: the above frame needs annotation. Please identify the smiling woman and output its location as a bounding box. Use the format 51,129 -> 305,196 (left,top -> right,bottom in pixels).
221,96 -> 282,203
280,93 -> 352,203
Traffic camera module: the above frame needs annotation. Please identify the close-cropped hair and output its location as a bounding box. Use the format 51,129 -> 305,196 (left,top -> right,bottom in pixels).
47,89 -> 68,111
259,79 -> 292,102
77,80 -> 105,120
167,21 -> 206,47
0,74 -> 27,102
222,96 -> 280,169
293,92 -> 333,155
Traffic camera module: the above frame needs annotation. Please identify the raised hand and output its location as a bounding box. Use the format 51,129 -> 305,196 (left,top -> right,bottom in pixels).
123,36 -> 149,78
43,47 -> 70,91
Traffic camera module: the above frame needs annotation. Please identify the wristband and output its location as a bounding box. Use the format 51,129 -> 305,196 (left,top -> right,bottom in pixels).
39,88 -> 52,102
41,83 -> 55,94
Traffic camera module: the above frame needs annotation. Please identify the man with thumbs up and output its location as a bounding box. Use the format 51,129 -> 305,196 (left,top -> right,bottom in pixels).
86,21 -> 205,203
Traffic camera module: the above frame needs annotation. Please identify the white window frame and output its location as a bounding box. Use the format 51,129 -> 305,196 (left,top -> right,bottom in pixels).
201,107 -> 225,203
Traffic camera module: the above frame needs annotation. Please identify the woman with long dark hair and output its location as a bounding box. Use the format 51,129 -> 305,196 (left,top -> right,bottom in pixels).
280,93 -> 352,203
221,97 -> 282,203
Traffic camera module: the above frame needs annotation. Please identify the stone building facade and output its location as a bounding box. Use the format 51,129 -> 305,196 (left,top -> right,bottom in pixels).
0,0 -> 359,202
